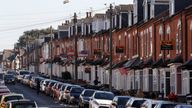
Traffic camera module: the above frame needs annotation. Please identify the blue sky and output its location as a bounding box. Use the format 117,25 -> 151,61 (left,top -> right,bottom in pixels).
0,0 -> 133,51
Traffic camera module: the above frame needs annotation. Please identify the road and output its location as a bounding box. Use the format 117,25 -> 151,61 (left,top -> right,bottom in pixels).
6,83 -> 78,108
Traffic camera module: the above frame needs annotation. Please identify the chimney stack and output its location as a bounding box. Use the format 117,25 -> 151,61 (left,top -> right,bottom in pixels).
86,12 -> 89,18
89,12 -> 92,17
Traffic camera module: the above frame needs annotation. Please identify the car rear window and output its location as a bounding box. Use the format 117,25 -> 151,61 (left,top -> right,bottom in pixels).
118,97 -> 130,106
20,71 -> 30,75
71,88 -> 84,93
4,96 -> 24,102
12,103 -> 36,108
83,90 -> 95,97
94,92 -> 114,100
132,100 -> 146,108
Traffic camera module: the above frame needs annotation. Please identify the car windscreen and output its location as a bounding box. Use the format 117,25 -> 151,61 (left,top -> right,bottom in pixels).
71,88 -> 84,93
94,92 -> 114,100
132,100 -> 146,108
83,90 -> 95,97
12,102 -> 36,108
5,74 -> 14,78
4,96 -> 24,102
118,97 -> 130,105
19,71 -> 30,75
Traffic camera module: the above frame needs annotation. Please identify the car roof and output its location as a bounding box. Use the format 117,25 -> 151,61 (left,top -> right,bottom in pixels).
129,97 -> 147,100
114,96 -> 132,98
95,90 -> 114,94
3,93 -> 24,97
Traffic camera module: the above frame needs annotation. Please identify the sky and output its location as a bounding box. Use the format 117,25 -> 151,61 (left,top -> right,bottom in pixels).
0,0 -> 133,51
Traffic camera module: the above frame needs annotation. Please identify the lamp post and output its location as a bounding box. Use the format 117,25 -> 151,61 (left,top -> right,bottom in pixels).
50,26 -> 53,79
109,4 -> 113,91
73,13 -> 78,83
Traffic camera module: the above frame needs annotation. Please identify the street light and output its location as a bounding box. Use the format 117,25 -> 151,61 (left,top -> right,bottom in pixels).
109,4 -> 113,92
50,26 -> 53,79
73,13 -> 78,83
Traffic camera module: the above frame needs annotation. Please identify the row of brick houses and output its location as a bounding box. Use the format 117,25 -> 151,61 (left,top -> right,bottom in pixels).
20,0 -> 192,97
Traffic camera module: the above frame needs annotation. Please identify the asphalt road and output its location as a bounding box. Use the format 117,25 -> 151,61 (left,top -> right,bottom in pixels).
6,83 -> 78,108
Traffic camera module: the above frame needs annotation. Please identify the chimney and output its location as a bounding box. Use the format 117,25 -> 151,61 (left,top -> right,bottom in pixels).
89,12 -> 92,17
86,12 -> 89,18
65,20 -> 68,25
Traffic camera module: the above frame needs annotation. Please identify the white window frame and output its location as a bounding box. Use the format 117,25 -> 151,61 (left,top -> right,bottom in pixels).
128,12 -> 132,27
159,25 -> 163,56
149,27 -> 153,56
169,0 -> 175,16
133,0 -> 138,24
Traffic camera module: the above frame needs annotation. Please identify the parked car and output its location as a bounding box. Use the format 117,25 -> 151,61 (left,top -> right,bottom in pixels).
6,70 -> 17,77
79,89 -> 95,108
153,101 -> 177,108
175,104 -> 192,108
89,91 -> 114,108
0,89 -> 11,101
45,80 -> 57,96
16,70 -> 30,82
4,74 -> 16,84
40,79 -> 51,93
110,96 -> 131,108
0,93 -> 24,107
141,99 -> 164,108
68,87 -> 84,104
5,99 -> 38,108
125,97 -> 147,108
29,76 -> 45,89
62,84 -> 80,103
21,75 -> 32,85
54,83 -> 69,102
52,82 -> 65,99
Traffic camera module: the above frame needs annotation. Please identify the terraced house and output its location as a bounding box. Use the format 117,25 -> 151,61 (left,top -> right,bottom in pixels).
22,0 -> 192,97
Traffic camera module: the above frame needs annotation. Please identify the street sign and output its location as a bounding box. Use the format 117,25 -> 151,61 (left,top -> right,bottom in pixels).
161,40 -> 174,50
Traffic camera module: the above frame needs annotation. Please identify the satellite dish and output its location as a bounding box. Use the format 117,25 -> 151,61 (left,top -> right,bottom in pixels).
63,0 -> 69,4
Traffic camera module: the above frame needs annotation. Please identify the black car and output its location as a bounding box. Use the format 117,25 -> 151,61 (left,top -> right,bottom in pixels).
111,96 -> 131,108
4,74 -> 16,84
68,87 -> 84,104
79,89 -> 95,108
